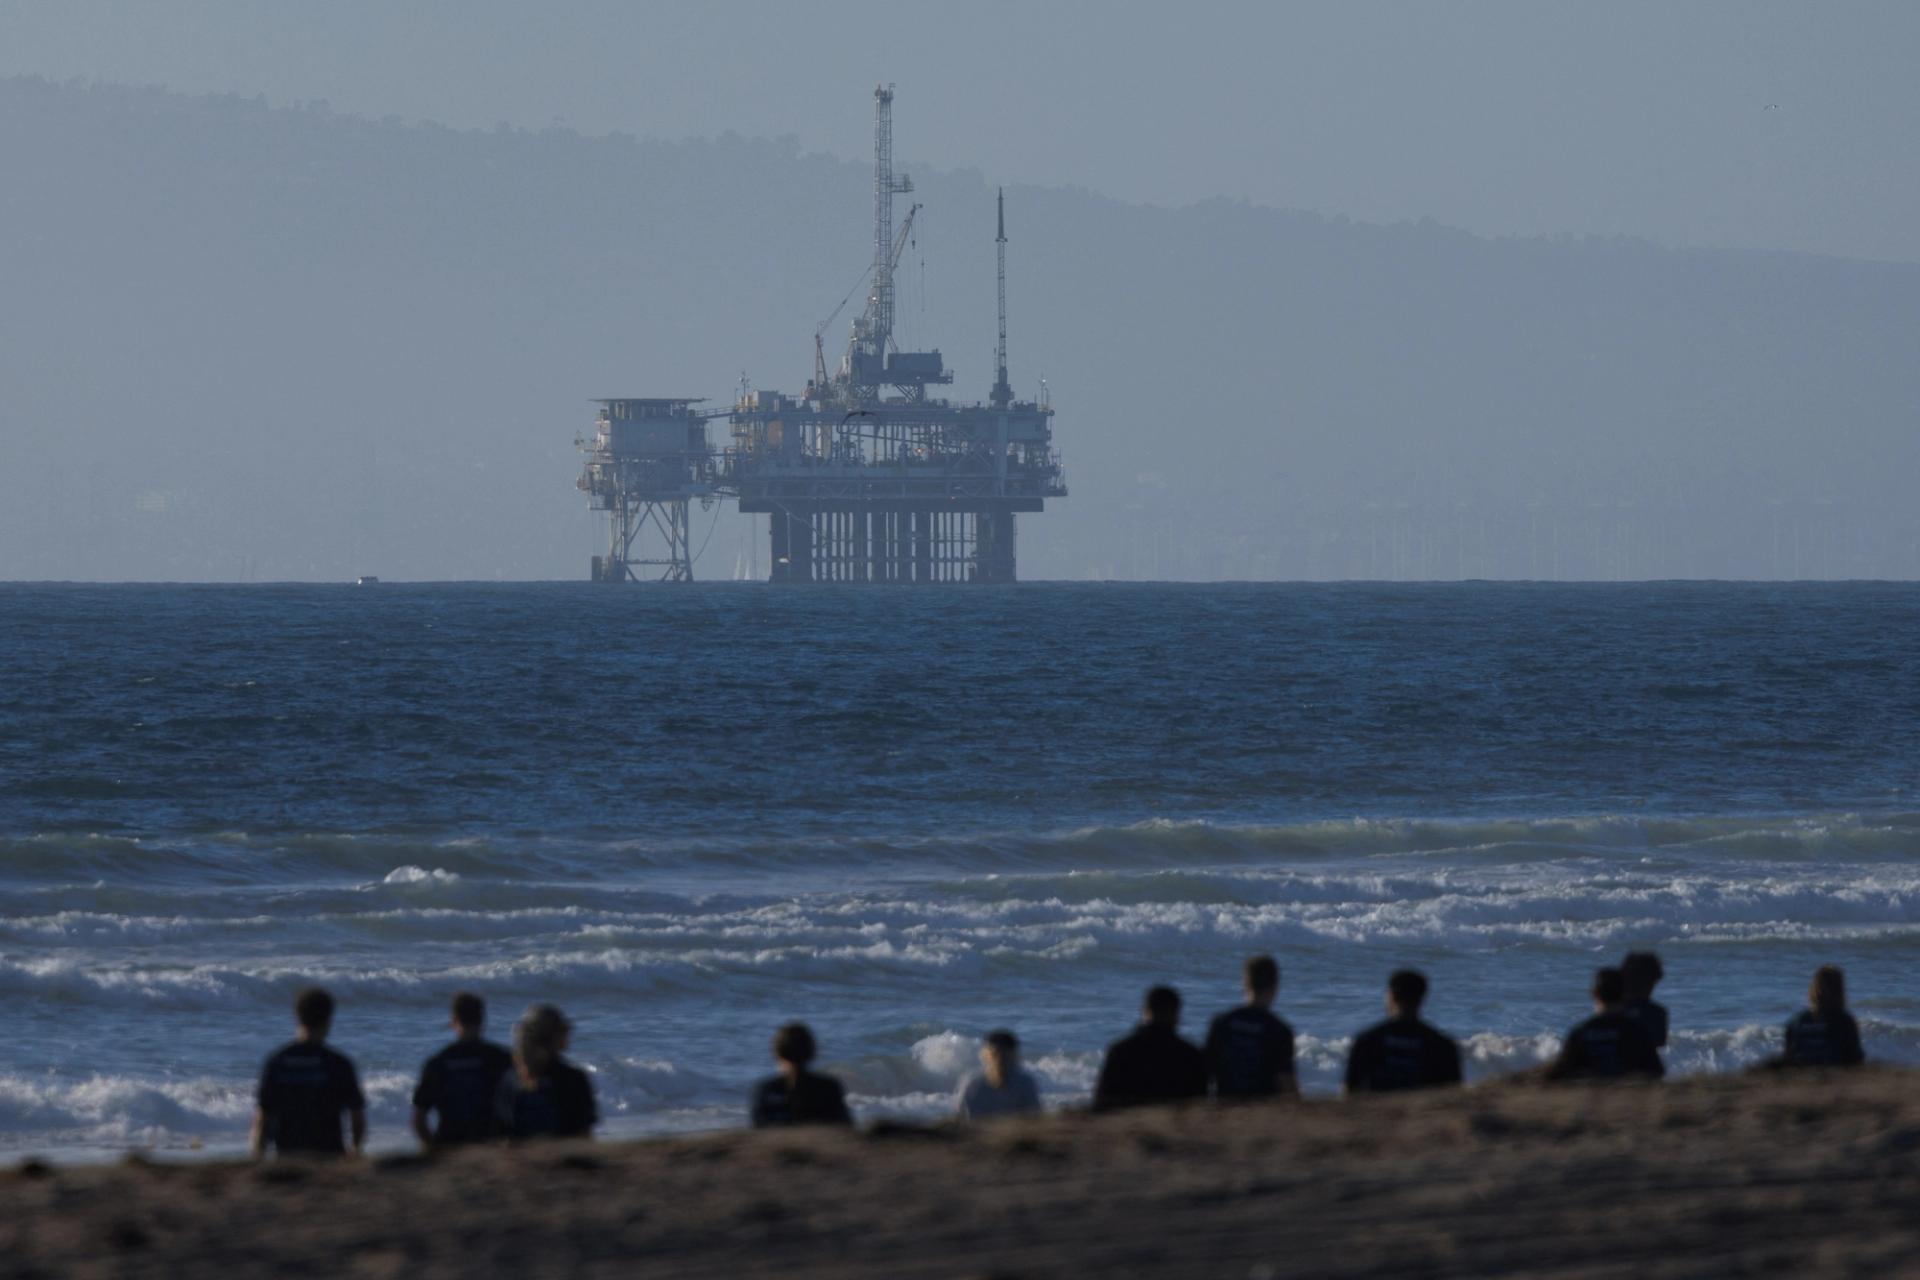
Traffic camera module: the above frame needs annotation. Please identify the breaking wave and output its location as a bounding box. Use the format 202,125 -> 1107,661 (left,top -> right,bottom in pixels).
11,1019 -> 1920,1156
8,811 -> 1920,1155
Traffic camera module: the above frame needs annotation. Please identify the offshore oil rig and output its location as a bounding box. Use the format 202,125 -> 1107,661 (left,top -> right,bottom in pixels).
577,85 -> 1066,583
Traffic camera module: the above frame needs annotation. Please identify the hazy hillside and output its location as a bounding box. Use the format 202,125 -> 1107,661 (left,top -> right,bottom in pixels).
2,77 -> 1915,581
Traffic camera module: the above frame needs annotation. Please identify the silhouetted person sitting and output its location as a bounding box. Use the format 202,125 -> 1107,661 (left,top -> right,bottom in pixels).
1780,964 -> 1865,1068
956,1029 -> 1042,1120
751,1022 -> 853,1127
1094,985 -> 1209,1112
1620,950 -> 1669,1051
1546,967 -> 1664,1082
251,986 -> 366,1158
1344,969 -> 1463,1094
412,990 -> 513,1148
494,1004 -> 597,1140
1205,954 -> 1297,1099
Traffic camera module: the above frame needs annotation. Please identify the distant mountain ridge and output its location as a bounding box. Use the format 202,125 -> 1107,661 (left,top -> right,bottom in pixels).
2,76 -> 1915,580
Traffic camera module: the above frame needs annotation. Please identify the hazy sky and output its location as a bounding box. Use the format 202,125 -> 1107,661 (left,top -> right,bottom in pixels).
3,0 -> 1917,263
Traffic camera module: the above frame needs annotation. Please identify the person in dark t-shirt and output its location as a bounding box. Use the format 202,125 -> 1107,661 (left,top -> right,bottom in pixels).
1779,964 -> 1866,1068
1546,967 -> 1664,1082
252,986 -> 367,1157
1345,969 -> 1463,1094
1094,985 -> 1209,1112
751,1022 -> 854,1127
412,990 -> 513,1147
494,1004 -> 597,1140
1620,951 -> 1670,1051
1205,954 -> 1297,1099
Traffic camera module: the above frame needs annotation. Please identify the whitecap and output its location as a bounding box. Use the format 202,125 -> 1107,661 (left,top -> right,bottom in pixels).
380,865 -> 460,886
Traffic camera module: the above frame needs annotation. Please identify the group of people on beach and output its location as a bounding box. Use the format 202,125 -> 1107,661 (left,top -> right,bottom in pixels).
250,954 -> 1867,1157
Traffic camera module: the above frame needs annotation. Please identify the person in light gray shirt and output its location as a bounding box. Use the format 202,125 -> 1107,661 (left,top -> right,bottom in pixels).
956,1029 -> 1042,1120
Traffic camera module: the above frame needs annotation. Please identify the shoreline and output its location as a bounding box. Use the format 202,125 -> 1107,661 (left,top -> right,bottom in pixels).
7,1069 -> 1919,1278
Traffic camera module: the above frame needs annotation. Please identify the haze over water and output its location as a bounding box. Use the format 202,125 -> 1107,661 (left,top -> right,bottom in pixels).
4,582 -> 1918,1155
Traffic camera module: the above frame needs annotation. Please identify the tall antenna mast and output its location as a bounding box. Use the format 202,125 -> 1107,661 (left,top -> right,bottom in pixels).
873,84 -> 896,356
991,187 -> 1012,410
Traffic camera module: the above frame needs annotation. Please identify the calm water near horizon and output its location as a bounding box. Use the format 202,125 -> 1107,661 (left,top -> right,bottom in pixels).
2,581 -> 1918,1157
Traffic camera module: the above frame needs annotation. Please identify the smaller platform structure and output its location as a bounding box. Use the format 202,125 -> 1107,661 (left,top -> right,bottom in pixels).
577,398 -> 715,582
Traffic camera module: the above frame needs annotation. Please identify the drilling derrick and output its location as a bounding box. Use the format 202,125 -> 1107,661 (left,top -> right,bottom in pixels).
580,84 -> 1064,584
577,398 -> 714,582
841,85 -> 950,403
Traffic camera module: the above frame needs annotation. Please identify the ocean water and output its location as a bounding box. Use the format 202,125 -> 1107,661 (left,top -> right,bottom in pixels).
2,581 -> 1918,1157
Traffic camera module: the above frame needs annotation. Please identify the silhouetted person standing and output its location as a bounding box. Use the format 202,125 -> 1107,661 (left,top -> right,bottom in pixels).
1780,964 -> 1865,1068
1546,967 -> 1664,1082
1344,969 -> 1463,1094
1094,985 -> 1209,1112
495,1004 -> 597,1140
1205,955 -> 1297,1099
1620,951 -> 1669,1051
956,1030 -> 1042,1120
412,990 -> 513,1148
251,986 -> 366,1158
751,1022 -> 853,1127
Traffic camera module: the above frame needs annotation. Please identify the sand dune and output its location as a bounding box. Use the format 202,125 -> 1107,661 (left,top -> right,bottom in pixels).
6,1070 -> 1919,1278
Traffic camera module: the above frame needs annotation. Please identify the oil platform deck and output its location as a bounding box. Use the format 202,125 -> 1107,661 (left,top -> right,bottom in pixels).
577,84 -> 1065,584
723,393 -> 1060,583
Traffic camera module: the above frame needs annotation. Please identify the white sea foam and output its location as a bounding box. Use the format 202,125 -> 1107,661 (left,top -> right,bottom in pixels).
0,1070 -> 416,1153
909,1031 -> 980,1082
0,1074 -> 253,1138
13,854 -> 1920,1015
4,1018 -> 1916,1156
0,911 -> 278,941
9,813 -> 1920,1152
381,865 -> 461,886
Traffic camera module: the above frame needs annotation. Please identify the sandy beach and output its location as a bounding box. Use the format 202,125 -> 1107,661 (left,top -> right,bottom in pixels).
6,1069 -> 1919,1278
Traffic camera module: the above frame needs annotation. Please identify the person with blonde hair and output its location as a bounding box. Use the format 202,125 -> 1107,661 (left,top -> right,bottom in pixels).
494,1004 -> 597,1140
1780,965 -> 1865,1068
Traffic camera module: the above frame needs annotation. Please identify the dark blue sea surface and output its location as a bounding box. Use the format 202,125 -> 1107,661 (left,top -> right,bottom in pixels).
2,582 -> 1918,1155
7,581 -> 1917,835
